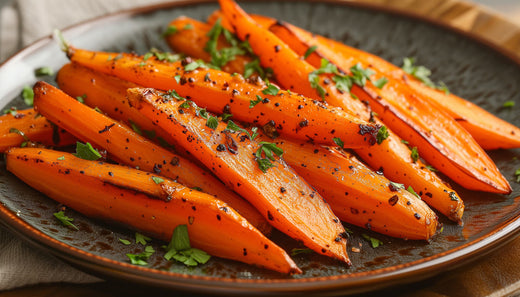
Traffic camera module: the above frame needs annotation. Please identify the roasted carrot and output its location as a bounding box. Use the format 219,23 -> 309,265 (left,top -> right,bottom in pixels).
126,87 -> 350,264
259,134 -> 439,240
32,81 -> 271,235
64,47 -> 381,149
267,20 -> 511,194
163,12 -> 466,222
285,28 -> 520,150
0,108 -> 75,152
6,147 -> 300,274
165,16 -> 254,77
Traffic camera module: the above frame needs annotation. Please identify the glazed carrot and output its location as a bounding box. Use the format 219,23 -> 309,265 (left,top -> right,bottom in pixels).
5,147 -> 300,274
65,47 -> 381,149
33,81 -> 271,235
267,20 -> 511,194
126,87 -> 350,264
165,17 -> 254,77
0,108 -> 75,152
259,134 -> 439,240
286,28 -> 520,150
162,12 -> 465,222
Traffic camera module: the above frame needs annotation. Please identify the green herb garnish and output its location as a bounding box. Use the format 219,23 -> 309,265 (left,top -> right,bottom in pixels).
254,142 -> 283,173
127,246 -> 155,266
402,57 -> 449,93
53,211 -> 79,230
206,115 -> 219,130
136,232 -> 152,245
376,126 -> 389,144
22,85 -> 34,106
152,176 -> 165,184
162,25 -> 177,37
262,82 -> 280,96
410,146 -> 419,163
164,225 -> 211,266
362,234 -> 383,248
250,95 -> 262,108
333,137 -> 344,148
35,66 -> 54,77
303,45 -> 318,59
73,142 -> 102,161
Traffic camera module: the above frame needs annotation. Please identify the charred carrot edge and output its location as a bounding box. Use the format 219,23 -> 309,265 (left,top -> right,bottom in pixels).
0,108 -> 76,152
260,134 -> 438,240
126,87 -> 351,264
65,47 -> 380,149
6,147 -> 300,274
164,12 -> 465,222
33,81 -> 271,235
299,29 -> 520,150
166,17 -> 254,76
267,20 -> 511,194
217,0 -> 370,120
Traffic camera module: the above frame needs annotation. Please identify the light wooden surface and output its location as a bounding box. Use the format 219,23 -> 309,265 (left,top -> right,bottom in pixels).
1,0 -> 520,296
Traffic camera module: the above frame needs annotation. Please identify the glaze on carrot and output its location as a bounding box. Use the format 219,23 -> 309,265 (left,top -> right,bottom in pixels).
6,147 -> 300,274
33,81 -> 271,235
0,108 -> 75,152
65,47 -> 381,149
126,87 -> 351,264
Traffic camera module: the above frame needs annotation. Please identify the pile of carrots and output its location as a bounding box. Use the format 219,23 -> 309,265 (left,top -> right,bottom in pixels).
1,0 -> 519,274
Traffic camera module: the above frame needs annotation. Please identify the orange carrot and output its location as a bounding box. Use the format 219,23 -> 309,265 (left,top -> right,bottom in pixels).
162,11 -> 466,222
0,108 -> 75,152
259,134 -> 439,240
126,87 -> 351,264
33,81 -> 271,235
65,47 -> 381,149
6,147 -> 300,274
267,20 -> 511,194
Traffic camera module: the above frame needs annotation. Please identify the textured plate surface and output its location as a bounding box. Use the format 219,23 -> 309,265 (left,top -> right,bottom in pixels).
0,0 -> 519,295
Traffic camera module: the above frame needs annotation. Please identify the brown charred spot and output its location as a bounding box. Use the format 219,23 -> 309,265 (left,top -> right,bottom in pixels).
388,195 -> 399,206
223,131 -> 238,154
262,120 -> 279,139
358,123 -> 381,145
216,144 -> 226,152
170,157 -> 179,166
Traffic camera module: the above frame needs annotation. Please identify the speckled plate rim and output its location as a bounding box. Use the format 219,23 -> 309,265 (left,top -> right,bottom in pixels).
1,0 -> 520,295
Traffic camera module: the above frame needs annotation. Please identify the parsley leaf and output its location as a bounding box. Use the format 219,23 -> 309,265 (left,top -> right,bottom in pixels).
308,59 -> 338,99
349,63 -> 375,87
262,82 -> 279,96
373,77 -> 389,89
119,238 -> 131,245
503,101 -> 515,108
22,85 -> 34,106
254,142 -> 283,173
184,60 -> 207,72
35,66 -> 54,77
250,95 -> 262,108
376,126 -> 389,144
410,146 -> 419,163
407,186 -> 421,198
135,232 -> 152,245
73,142 -> 102,161
291,248 -> 314,256
515,168 -> 520,183
362,234 -> 383,248
127,246 -> 155,266
303,45 -> 318,59
402,57 -> 449,93
204,18 -> 249,69
53,211 -> 79,230
162,25 -> 177,37
151,176 -> 164,184
206,115 -> 219,130
333,137 -> 344,148
225,120 -> 253,140
164,224 -> 211,266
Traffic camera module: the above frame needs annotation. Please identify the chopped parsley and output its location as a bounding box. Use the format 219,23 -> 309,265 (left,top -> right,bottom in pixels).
143,48 -> 182,63
376,126 -> 389,144
407,186 -> 420,198
73,142 -> 102,161
3,107 -> 17,115
76,94 -> 86,103
34,66 -> 54,77
22,85 -> 34,106
164,224 -> 211,266
119,238 -> 131,245
224,120 -> 256,140
291,248 -> 314,256
184,60 -> 207,72
250,95 -> 262,108
204,18 -> 248,69
362,234 -> 383,248
333,137 -> 344,148
151,176 -> 165,184
410,147 -> 419,163
53,211 -> 79,230
135,232 -> 152,245
206,115 -> 219,130
373,77 -> 389,89
303,45 -> 318,59
254,142 -> 283,173
402,57 -> 449,93
162,25 -> 177,37
503,101 -> 515,108
262,82 -> 280,96
515,168 -> 520,183
127,246 -> 155,266
389,181 -> 405,191
349,63 -> 375,87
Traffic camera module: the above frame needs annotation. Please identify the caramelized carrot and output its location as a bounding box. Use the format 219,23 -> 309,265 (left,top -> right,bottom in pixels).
259,134 -> 438,240
287,28 -> 520,150
267,20 -> 511,194
165,17 -> 254,76
126,87 -> 350,264
6,147 -> 299,274
65,47 -> 381,149
33,81 -> 271,235
0,108 -> 75,152
162,12 -> 465,222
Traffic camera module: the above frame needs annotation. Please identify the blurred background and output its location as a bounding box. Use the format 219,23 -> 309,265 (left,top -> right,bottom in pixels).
0,0 -> 519,62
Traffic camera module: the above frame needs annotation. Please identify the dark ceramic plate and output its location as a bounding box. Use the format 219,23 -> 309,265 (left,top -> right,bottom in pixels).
1,1 -> 519,295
